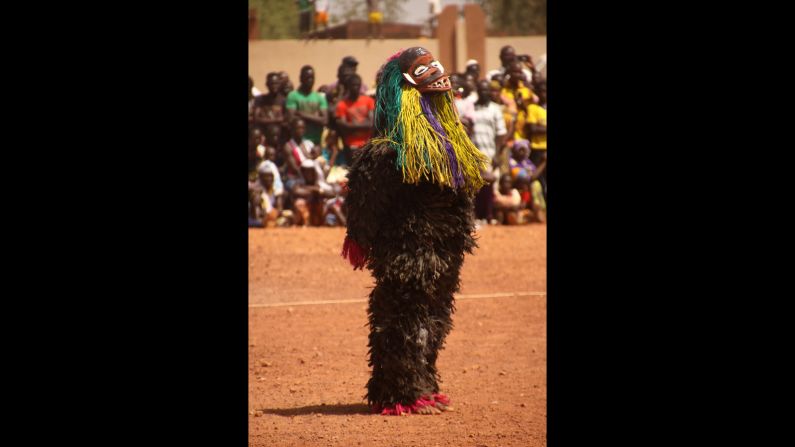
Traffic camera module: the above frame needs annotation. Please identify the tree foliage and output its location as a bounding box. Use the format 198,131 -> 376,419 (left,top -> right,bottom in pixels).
478,0 -> 546,35
249,0 -> 300,39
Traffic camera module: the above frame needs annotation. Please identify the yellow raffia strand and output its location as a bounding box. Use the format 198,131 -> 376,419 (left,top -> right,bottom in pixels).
394,87 -> 454,187
371,88 -> 488,191
429,91 -> 489,192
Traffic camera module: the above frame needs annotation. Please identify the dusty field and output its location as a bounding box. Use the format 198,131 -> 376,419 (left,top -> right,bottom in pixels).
249,225 -> 546,446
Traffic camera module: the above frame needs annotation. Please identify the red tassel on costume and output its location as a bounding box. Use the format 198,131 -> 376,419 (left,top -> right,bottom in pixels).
342,236 -> 368,270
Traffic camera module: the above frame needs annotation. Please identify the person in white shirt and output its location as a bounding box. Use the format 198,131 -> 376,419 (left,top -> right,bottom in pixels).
470,80 -> 508,224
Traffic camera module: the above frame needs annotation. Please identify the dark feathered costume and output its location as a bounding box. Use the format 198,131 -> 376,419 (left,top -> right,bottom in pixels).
342,48 -> 488,415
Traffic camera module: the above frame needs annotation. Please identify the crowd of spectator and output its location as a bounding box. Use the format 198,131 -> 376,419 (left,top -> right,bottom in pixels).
248,45 -> 547,228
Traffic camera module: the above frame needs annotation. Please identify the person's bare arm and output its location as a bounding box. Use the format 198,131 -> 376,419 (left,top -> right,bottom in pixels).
328,144 -> 339,166
526,122 -> 547,137
337,107 -> 374,131
283,143 -> 304,181
275,195 -> 284,214
495,133 -> 507,157
254,106 -> 284,126
285,107 -> 297,124
297,108 -> 328,127
531,152 -> 547,180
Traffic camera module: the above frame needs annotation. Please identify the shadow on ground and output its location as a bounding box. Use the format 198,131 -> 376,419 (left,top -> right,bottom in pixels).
261,403 -> 370,416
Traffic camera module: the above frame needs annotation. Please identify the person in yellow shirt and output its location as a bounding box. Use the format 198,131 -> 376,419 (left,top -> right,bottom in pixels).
500,62 -> 537,141
367,0 -> 384,39
524,81 -> 546,199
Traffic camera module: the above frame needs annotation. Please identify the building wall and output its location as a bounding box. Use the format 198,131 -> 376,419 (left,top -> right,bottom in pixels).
248,36 -> 546,92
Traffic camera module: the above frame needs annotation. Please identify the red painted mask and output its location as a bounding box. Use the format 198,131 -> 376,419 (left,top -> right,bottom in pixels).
398,47 -> 451,93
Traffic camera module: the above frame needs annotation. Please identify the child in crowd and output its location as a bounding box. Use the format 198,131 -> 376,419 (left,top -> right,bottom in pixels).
283,117 -> 315,193
493,173 -> 522,225
509,139 -> 546,223
291,159 -> 335,227
249,162 -> 284,228
248,126 -> 265,180
323,179 -> 347,227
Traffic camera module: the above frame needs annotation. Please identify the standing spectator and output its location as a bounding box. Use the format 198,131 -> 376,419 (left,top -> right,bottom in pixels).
367,0 -> 384,40
470,80 -> 508,224
249,76 -> 260,126
296,0 -> 313,38
279,71 -> 294,96
454,73 -> 478,121
489,79 -> 516,148
314,0 -> 330,34
502,62 -> 535,142
320,128 -> 340,167
324,57 -> 367,102
525,81 -> 547,198
465,59 -> 481,81
286,65 -> 328,146
335,74 -> 375,165
254,72 -> 287,135
486,45 -> 534,85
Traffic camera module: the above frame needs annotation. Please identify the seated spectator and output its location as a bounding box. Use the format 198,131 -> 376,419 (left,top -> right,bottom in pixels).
309,144 -> 329,178
324,178 -> 348,227
259,147 -> 284,199
509,140 -> 546,223
291,159 -> 335,227
493,173 -> 522,225
283,117 -> 315,192
248,126 -> 265,179
249,162 -> 285,228
263,123 -> 286,177
509,139 -> 537,182
513,176 -> 543,224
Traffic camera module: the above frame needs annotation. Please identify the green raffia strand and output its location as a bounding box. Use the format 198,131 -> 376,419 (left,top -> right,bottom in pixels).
374,60 -> 404,149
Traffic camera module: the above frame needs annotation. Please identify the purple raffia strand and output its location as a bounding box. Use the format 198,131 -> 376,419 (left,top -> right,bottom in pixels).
419,94 -> 464,188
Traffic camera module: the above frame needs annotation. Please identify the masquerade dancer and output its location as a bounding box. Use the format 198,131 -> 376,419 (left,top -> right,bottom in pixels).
342,48 -> 488,416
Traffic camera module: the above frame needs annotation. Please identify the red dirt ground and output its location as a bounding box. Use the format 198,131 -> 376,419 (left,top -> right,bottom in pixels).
249,225 -> 546,446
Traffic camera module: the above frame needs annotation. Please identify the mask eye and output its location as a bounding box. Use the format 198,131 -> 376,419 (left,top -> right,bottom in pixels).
430,60 -> 445,74
413,65 -> 429,76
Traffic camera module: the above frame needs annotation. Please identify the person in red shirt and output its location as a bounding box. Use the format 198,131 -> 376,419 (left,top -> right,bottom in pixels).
335,74 -> 375,163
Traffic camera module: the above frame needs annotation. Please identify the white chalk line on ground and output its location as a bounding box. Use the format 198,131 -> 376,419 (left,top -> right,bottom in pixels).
249,291 -> 546,308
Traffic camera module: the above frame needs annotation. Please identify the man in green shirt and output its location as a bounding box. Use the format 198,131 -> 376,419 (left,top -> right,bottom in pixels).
285,65 -> 328,146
